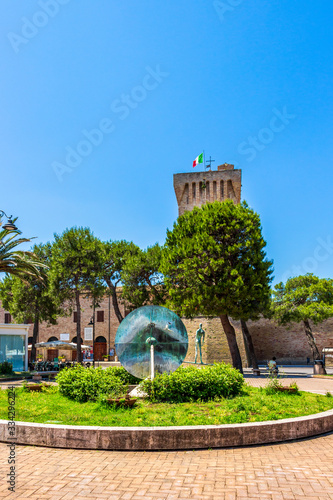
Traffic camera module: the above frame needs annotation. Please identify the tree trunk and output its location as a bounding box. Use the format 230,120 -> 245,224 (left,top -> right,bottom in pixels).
220,314 -> 243,373
105,278 -> 123,324
75,289 -> 82,363
30,312 -> 39,364
240,319 -> 258,369
303,319 -> 321,360
303,319 -> 326,374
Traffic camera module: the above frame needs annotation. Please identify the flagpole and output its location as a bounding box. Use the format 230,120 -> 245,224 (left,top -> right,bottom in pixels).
203,150 -> 206,171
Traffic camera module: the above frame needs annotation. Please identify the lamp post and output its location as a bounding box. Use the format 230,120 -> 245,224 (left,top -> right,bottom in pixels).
0,211 -> 18,232
88,306 -> 96,368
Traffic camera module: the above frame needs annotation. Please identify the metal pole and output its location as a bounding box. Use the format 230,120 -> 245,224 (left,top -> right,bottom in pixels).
92,303 -> 95,368
108,294 -> 111,360
150,344 -> 154,380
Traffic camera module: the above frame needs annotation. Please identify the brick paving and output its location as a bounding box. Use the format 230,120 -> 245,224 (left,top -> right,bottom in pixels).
1,435 -> 333,499
1,375 -> 333,499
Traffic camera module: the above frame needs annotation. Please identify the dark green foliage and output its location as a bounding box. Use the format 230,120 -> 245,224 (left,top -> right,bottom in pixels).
160,200 -> 273,371
140,363 -> 244,403
272,274 -> 333,325
161,200 -> 273,320
122,244 -> 166,310
272,274 -> 333,360
49,227 -> 105,362
0,361 -> 14,375
56,366 -> 127,402
106,366 -> 141,384
101,240 -> 141,323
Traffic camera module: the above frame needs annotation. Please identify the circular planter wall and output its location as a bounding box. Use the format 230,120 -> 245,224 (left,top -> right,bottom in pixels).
1,409 -> 333,451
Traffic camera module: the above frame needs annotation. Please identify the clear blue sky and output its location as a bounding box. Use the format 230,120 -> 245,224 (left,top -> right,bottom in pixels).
1,0 -> 332,284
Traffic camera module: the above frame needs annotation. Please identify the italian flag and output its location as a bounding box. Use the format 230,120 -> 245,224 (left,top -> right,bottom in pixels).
193,153 -> 203,168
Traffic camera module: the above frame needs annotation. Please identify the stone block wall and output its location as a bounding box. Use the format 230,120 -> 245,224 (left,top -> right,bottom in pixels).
183,315 -> 333,366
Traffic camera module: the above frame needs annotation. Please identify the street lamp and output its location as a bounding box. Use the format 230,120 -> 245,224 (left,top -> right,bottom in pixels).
88,313 -> 95,368
0,211 -> 18,232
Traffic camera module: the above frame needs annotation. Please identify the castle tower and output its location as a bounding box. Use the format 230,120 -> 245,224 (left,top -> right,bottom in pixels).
173,163 -> 242,217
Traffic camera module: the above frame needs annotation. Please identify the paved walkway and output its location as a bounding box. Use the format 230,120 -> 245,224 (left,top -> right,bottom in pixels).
1,373 -> 333,499
1,434 -> 333,499
245,374 -> 333,395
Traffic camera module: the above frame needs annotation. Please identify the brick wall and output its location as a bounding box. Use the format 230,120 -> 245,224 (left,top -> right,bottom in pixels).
1,295 -> 332,364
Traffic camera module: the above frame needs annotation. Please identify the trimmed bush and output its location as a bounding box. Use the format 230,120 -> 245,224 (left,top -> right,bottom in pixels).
0,361 -> 14,375
57,365 -> 128,402
140,363 -> 244,403
105,366 -> 140,384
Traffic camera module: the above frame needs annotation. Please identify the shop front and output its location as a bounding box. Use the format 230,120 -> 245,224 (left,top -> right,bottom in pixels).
0,324 -> 29,372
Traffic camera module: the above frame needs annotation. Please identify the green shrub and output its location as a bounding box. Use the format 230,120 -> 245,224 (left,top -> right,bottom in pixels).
56,365 -> 128,402
140,363 -> 244,403
0,361 -> 14,375
105,366 -> 140,384
265,375 -> 283,395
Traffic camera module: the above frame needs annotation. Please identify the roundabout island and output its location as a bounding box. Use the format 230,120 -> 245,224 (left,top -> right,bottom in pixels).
1,363 -> 333,451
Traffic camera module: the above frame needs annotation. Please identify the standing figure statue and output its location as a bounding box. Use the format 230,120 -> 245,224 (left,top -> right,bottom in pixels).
195,323 -> 205,364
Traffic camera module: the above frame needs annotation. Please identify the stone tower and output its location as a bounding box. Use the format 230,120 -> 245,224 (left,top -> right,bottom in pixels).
173,163 -> 242,216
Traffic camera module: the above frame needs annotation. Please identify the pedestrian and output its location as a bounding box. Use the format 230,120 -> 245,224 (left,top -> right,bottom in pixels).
268,356 -> 278,376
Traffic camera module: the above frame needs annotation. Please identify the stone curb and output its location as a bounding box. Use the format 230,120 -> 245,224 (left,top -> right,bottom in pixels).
1,409 -> 333,450
312,375 -> 333,380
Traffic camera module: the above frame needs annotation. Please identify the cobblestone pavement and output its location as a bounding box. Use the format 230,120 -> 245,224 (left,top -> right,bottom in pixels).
1,375 -> 333,499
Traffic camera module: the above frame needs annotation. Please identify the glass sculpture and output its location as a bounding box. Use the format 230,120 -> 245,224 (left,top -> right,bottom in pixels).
115,305 -> 188,379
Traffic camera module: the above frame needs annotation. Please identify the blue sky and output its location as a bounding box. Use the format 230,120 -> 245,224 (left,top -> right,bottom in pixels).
1,0 -> 333,284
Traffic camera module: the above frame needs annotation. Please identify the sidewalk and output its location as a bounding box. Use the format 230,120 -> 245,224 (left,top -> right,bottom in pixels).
244,369 -> 333,395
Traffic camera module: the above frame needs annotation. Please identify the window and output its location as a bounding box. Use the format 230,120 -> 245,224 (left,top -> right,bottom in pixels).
206,181 -> 210,199
213,181 -> 217,200
183,183 -> 189,205
220,180 -> 224,199
84,328 -> 93,341
97,311 -> 104,322
192,182 -> 196,200
73,312 -> 78,323
227,180 -> 236,199
4,313 -> 11,324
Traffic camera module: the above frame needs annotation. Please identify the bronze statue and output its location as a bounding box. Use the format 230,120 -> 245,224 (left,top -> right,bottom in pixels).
195,323 -> 205,364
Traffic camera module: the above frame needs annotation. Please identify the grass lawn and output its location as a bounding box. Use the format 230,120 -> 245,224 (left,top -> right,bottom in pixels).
1,385 -> 333,427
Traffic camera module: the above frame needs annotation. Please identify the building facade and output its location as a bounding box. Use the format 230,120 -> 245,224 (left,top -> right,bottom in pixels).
0,295 -> 126,361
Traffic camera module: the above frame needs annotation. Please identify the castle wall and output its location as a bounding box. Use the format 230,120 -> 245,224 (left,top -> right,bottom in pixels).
2,296 -> 332,365
183,316 -> 333,366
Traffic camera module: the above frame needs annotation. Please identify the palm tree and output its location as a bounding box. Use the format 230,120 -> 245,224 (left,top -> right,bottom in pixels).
0,227 -> 45,280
